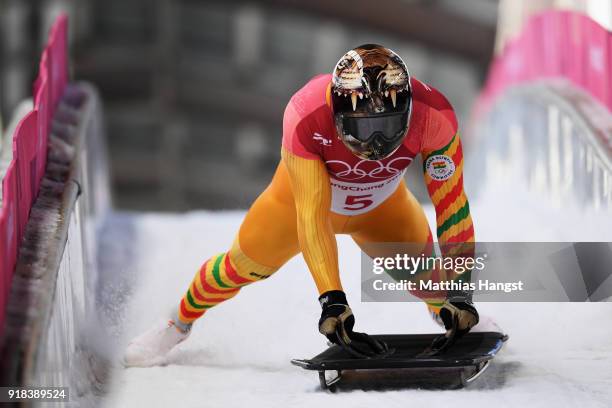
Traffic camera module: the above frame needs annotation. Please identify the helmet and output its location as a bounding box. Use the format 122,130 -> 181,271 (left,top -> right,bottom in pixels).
330,44 -> 412,160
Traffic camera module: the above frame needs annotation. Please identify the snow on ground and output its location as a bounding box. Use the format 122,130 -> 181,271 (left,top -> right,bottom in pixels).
97,180 -> 612,408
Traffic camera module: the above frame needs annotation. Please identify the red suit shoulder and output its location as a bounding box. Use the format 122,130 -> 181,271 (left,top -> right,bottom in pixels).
410,78 -> 458,152
282,74 -> 334,159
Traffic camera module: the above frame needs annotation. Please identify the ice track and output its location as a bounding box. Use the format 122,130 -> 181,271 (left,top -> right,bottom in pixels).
98,181 -> 612,407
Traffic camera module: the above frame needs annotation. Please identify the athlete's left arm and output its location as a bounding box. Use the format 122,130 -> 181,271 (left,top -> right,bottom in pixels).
421,131 -> 475,249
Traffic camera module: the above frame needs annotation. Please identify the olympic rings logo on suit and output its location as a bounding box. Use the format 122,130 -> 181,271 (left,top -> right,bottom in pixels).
325,157 -> 413,181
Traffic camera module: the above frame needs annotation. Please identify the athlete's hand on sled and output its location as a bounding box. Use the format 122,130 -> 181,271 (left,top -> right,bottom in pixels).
318,290 -> 390,359
421,297 -> 479,357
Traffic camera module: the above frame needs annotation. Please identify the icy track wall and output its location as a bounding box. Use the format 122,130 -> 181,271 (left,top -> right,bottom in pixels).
471,9 -> 612,210
0,14 -> 111,404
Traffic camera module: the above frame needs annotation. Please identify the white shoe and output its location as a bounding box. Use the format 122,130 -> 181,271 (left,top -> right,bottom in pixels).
123,320 -> 191,367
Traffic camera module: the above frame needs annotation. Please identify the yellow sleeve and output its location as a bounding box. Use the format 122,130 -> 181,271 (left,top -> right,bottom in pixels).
281,146 -> 341,294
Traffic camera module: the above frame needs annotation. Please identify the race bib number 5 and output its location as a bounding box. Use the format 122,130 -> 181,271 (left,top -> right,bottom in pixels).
330,172 -> 405,215
343,194 -> 374,211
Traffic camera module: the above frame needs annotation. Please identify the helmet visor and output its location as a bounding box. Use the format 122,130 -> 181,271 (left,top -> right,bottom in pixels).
336,111 -> 409,160
340,111 -> 408,143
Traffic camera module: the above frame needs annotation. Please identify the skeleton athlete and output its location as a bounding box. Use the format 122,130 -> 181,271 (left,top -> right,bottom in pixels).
125,44 -> 479,365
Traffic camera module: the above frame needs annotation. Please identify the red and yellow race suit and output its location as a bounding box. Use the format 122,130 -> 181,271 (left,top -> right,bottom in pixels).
177,74 -> 474,325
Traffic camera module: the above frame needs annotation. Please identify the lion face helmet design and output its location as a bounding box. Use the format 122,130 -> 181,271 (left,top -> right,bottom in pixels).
331,44 -> 412,160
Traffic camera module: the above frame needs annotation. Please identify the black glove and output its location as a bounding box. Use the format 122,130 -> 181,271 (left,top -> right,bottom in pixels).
318,290 -> 390,359
420,297 -> 479,357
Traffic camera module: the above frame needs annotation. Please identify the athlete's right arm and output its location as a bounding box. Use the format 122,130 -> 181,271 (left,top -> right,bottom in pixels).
281,147 -> 342,294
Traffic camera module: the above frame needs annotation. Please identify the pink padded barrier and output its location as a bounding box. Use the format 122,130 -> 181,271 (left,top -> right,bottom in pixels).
477,10 -> 611,118
585,20 -> 609,106
609,33 -> 612,108
0,15 -> 68,338
541,12 -> 564,77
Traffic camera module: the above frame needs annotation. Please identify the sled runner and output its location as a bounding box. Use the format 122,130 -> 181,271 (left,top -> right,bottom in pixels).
291,331 -> 508,391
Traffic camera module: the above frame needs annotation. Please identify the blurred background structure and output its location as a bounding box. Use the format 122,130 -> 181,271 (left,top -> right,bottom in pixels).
1,0 -> 499,210
1,0 -> 610,210
0,2 -> 610,405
